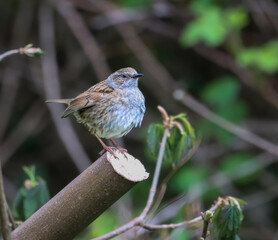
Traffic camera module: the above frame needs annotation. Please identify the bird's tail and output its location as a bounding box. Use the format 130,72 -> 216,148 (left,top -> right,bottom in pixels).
46,98 -> 72,105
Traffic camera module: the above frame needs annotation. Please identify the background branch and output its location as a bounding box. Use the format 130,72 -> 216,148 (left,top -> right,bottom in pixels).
54,0 -> 110,81
173,90 -> 278,157
39,2 -> 91,172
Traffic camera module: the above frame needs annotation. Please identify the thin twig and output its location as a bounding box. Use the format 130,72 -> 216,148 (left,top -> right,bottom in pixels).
148,138 -> 201,220
200,211 -> 212,240
142,205 -> 217,231
0,1 -> 34,140
201,219 -> 209,239
0,163 -> 11,239
0,45 -> 43,62
140,128 -> 169,218
92,127 -> 169,240
0,49 -> 20,62
39,2 -> 91,172
143,152 -> 274,230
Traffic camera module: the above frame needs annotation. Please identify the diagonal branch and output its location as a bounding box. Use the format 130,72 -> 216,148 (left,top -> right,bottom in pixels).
9,151 -> 148,240
173,89 -> 278,157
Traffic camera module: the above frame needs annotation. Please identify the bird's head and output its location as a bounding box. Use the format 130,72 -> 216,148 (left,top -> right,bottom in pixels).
106,67 -> 143,89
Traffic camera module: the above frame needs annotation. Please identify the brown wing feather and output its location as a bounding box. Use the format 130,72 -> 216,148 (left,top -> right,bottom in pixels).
61,80 -> 114,118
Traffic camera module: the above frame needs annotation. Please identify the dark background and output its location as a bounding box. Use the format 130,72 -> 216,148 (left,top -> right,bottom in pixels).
1,0 -> 278,239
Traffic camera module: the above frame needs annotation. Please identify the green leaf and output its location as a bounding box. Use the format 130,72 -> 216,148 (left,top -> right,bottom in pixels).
217,101 -> 248,123
212,205 -> 242,240
231,197 -> 247,208
88,212 -> 118,238
147,123 -> 164,157
180,5 -> 248,47
199,77 -> 248,144
23,166 -> 37,186
165,114 -> 196,165
236,41 -> 278,74
23,181 -> 50,219
220,152 -> 259,184
226,8 -> 248,29
190,0 -> 217,14
147,114 -> 195,166
180,7 -> 227,47
201,76 -> 240,107
13,188 -> 26,219
220,153 -> 254,174
170,166 -> 209,193
24,188 -> 39,219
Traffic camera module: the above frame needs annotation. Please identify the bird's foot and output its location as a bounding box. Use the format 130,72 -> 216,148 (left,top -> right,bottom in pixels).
115,146 -> 128,159
99,146 -> 118,159
99,146 -> 128,159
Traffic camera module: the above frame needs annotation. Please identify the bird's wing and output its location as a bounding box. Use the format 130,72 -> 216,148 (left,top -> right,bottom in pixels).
61,81 -> 114,118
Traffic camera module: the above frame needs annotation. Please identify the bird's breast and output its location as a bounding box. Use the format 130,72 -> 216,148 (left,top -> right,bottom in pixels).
74,87 -> 145,139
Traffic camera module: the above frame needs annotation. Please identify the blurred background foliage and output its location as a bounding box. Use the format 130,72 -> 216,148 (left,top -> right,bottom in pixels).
1,0 -> 278,239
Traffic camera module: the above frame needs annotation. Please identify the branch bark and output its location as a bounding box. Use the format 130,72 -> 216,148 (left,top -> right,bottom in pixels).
8,151 -> 148,240
0,163 -> 11,239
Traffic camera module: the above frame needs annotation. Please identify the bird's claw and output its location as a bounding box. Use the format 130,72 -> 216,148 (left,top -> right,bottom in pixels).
99,146 -> 128,159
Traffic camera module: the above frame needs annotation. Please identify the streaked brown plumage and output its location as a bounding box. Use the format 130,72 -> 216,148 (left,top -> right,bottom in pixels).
46,67 -> 145,157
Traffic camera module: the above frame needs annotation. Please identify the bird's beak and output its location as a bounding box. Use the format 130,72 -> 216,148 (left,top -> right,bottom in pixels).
132,73 -> 143,78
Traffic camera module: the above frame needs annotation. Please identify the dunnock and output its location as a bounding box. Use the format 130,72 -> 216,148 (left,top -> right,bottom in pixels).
46,67 -> 145,157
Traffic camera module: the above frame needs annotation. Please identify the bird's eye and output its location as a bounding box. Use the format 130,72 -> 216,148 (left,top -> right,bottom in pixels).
122,74 -> 127,78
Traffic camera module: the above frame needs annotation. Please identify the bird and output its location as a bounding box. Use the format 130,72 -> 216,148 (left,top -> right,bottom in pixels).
46,67 -> 145,158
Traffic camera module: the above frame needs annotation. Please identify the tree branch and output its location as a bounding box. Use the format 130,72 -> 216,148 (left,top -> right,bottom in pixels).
141,204 -> 217,231
0,49 -> 20,62
0,163 -> 11,239
0,45 -> 43,62
173,89 -> 278,157
9,151 -> 148,240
